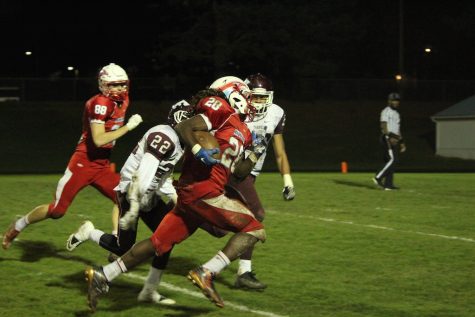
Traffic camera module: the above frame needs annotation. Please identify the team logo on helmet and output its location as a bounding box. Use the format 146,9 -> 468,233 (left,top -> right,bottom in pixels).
167,100 -> 195,127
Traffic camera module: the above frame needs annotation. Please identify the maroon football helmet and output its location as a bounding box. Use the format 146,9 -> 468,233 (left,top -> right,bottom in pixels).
167,100 -> 195,127
244,73 -> 274,120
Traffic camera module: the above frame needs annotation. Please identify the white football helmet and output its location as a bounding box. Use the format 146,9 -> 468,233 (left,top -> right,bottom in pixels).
209,76 -> 255,119
244,73 -> 274,121
98,63 -> 129,101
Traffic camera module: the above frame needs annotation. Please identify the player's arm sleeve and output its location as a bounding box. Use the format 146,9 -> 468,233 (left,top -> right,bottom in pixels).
158,176 -> 178,205
135,152 -> 160,197
89,102 -> 129,146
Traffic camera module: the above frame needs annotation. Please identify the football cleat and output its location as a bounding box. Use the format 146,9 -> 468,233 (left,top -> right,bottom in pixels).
372,177 -> 384,188
187,266 -> 224,308
2,220 -> 20,250
66,220 -> 94,251
137,288 -> 176,305
234,271 -> 267,290
85,266 -> 109,312
384,186 -> 400,191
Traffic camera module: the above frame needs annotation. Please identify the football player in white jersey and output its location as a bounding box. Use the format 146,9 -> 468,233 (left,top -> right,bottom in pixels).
226,73 -> 295,289
66,100 -> 194,305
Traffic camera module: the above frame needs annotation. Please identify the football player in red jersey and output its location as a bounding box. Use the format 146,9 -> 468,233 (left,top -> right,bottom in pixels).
83,77 -> 267,312
2,63 -> 143,250
66,100 -> 195,306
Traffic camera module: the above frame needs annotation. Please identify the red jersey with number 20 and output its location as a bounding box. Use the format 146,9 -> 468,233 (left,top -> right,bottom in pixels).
75,93 -> 130,162
178,96 -> 252,202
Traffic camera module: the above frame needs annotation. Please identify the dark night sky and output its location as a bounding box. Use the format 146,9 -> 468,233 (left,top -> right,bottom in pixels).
1,0 -> 474,80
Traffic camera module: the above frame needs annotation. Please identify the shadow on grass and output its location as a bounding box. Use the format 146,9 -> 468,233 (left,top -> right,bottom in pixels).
333,179 -> 379,190
0,240 -> 97,265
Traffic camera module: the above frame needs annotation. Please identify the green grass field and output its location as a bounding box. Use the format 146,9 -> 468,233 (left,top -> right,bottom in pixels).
1,173 -> 474,317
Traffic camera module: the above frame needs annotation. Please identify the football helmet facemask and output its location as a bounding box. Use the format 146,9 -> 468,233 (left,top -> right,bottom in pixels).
245,73 -> 274,121
209,76 -> 255,120
98,63 -> 129,101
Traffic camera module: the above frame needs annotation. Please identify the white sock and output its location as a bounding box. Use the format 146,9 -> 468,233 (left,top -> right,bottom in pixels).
90,229 -> 105,244
103,258 -> 127,281
237,259 -> 252,275
15,216 -> 30,232
202,251 -> 230,275
143,267 -> 163,290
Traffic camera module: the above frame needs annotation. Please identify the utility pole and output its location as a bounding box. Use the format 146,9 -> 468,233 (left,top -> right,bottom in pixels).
399,0 -> 404,78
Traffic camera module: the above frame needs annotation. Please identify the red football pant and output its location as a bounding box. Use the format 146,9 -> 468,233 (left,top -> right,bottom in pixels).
47,154 -> 119,218
150,194 -> 264,255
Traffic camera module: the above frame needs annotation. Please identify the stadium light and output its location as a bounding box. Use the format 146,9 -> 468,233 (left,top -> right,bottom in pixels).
424,47 -> 432,54
67,66 -> 75,71
395,74 -> 403,81
25,51 -> 32,56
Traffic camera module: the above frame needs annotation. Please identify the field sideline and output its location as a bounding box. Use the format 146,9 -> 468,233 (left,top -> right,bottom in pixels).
0,173 -> 474,317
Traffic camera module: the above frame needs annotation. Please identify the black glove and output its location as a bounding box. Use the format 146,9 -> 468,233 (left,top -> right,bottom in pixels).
282,186 -> 295,201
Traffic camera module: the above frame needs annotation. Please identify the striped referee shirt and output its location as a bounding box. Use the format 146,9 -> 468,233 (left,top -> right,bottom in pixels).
380,106 -> 401,136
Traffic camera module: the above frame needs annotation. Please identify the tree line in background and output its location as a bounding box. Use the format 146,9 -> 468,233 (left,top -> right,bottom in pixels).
3,0 -> 475,81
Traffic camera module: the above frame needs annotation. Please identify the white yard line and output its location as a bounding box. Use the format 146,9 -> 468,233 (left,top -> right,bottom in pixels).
267,210 -> 475,243
125,273 -> 288,317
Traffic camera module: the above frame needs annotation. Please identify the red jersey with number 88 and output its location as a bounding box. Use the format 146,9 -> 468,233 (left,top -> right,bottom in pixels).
75,94 -> 130,162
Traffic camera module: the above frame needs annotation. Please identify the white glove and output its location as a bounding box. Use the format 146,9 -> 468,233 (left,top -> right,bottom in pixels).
126,114 -> 143,131
119,199 -> 140,230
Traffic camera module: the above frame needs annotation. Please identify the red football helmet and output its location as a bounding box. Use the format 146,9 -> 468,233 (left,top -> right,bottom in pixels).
209,76 -> 255,120
244,73 -> 274,121
98,63 -> 129,101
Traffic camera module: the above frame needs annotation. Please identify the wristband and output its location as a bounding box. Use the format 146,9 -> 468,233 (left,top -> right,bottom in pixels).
191,144 -> 202,155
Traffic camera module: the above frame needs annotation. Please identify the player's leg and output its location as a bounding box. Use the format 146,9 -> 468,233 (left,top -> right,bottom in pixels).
3,164 -> 91,249
375,136 -> 393,188
186,196 -> 265,306
384,145 -> 400,189
138,252 -> 176,305
137,198 -> 176,304
67,192 -> 135,255
85,208 -> 199,311
91,167 -> 120,232
227,175 -> 267,289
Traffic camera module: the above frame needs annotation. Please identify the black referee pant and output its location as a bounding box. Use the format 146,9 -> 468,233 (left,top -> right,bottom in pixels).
375,135 -> 399,188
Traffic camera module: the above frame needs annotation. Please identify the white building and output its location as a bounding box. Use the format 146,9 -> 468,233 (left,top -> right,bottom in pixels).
431,95 -> 475,160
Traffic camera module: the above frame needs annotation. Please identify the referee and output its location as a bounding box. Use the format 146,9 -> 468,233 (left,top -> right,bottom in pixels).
373,92 -> 407,190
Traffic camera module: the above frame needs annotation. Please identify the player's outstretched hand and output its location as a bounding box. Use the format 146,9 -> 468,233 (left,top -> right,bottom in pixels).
282,186 -> 296,201
119,210 -> 139,230
126,114 -> 143,131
